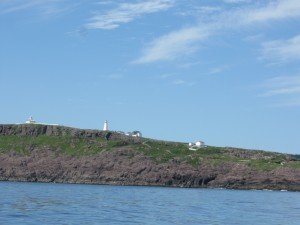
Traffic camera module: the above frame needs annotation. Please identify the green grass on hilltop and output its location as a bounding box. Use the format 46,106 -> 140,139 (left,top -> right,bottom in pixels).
0,134 -> 299,171
0,135 -> 130,156
131,139 -> 300,170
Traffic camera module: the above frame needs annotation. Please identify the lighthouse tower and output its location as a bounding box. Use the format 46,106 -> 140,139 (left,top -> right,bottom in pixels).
103,120 -> 109,131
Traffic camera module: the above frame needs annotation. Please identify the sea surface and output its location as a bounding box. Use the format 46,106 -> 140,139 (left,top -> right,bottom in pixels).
0,182 -> 299,225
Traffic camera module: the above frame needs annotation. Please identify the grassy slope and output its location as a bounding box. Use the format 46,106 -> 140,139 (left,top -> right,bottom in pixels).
0,134 -> 299,171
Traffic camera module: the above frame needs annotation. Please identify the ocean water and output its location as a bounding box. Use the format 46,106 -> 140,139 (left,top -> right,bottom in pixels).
0,182 -> 299,225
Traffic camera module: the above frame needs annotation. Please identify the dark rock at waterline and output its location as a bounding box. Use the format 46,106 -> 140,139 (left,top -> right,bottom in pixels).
0,124 -> 299,191
0,147 -> 299,191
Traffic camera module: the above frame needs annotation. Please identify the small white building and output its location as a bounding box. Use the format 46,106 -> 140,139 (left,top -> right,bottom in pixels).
25,116 -> 36,124
24,116 -> 60,126
189,140 -> 206,150
125,131 -> 142,137
103,120 -> 109,131
131,131 -> 142,137
195,141 -> 205,148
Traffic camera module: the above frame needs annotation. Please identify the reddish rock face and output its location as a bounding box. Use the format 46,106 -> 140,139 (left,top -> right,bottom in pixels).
0,124 -> 299,191
0,147 -> 299,191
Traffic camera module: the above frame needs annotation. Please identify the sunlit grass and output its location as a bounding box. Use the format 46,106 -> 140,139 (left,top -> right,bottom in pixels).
0,134 -> 299,170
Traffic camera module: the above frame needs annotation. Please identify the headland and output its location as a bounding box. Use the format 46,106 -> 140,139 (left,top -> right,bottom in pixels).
0,124 -> 299,191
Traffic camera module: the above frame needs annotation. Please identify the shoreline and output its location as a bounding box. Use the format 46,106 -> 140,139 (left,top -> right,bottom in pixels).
1,178 -> 299,192
0,124 -> 299,192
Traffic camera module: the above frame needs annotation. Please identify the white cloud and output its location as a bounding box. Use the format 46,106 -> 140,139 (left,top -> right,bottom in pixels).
260,75 -> 300,107
209,65 -> 229,75
178,60 -> 202,69
135,0 -> 300,64
85,0 -> 174,30
243,0 -> 300,23
271,99 -> 300,107
160,73 -> 176,79
261,76 -> 300,97
223,0 -> 250,4
263,86 -> 300,97
0,0 -> 43,14
108,74 -> 123,79
217,0 -> 300,28
173,79 -> 185,85
261,35 -> 300,64
0,0 -> 79,16
243,33 -> 265,42
134,26 -> 211,64
172,79 -> 195,86
96,1 -> 113,6
197,6 -> 221,14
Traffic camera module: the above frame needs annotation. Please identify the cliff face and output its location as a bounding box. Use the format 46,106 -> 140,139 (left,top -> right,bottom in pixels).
0,124 -> 124,140
0,124 -> 300,191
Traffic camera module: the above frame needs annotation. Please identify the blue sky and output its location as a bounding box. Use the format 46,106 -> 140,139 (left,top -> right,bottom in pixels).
1,0 -> 300,154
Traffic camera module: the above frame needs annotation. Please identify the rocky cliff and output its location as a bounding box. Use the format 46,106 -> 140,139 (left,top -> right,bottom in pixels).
0,124 -> 125,140
0,124 -> 299,191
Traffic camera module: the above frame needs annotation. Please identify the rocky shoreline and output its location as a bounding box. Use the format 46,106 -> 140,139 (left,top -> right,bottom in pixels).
1,147 -> 299,191
0,124 -> 299,191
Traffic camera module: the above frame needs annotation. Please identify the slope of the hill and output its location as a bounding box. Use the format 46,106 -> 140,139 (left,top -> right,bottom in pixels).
0,124 -> 299,191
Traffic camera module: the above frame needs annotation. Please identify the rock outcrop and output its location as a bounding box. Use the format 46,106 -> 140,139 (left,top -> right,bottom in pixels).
0,124 -> 126,140
0,124 -> 299,191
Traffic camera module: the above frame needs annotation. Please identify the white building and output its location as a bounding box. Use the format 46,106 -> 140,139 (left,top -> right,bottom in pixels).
131,131 -> 142,137
24,116 -> 60,126
189,140 -> 206,150
125,131 -> 142,137
25,116 -> 36,124
195,141 -> 205,148
103,120 -> 109,131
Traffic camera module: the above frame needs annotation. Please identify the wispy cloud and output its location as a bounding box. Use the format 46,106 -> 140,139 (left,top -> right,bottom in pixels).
0,0 -> 79,17
261,76 -> 300,97
209,65 -> 229,75
178,60 -> 202,69
85,0 -> 174,30
223,0 -> 251,4
134,26 -> 212,64
160,73 -> 176,79
196,6 -> 221,14
260,75 -> 300,107
135,0 -> 300,64
0,0 -> 44,14
261,35 -> 300,64
243,33 -> 265,42
242,0 -> 300,23
107,74 -> 123,80
270,99 -> 300,107
172,79 -> 195,86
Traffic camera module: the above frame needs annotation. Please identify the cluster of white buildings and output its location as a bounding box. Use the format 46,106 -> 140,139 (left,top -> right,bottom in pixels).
104,120 -> 205,149
25,116 -> 36,124
103,120 -> 142,137
189,141 -> 206,151
24,117 -> 206,148
24,117 -> 142,138
24,116 -> 59,126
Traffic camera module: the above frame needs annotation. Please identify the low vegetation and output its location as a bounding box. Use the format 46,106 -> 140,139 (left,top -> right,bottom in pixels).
0,132 -> 299,172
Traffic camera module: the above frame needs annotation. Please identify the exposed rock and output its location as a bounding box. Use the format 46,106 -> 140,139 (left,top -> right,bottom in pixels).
0,124 -> 299,191
0,146 -> 299,190
0,124 -> 132,141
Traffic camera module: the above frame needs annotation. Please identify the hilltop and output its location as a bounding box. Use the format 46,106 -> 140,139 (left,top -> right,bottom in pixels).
0,124 -> 299,191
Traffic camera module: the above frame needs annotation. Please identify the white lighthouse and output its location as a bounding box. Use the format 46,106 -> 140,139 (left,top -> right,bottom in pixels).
103,120 -> 109,131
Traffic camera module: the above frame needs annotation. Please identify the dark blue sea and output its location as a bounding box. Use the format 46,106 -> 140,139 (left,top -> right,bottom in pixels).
0,182 -> 299,225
